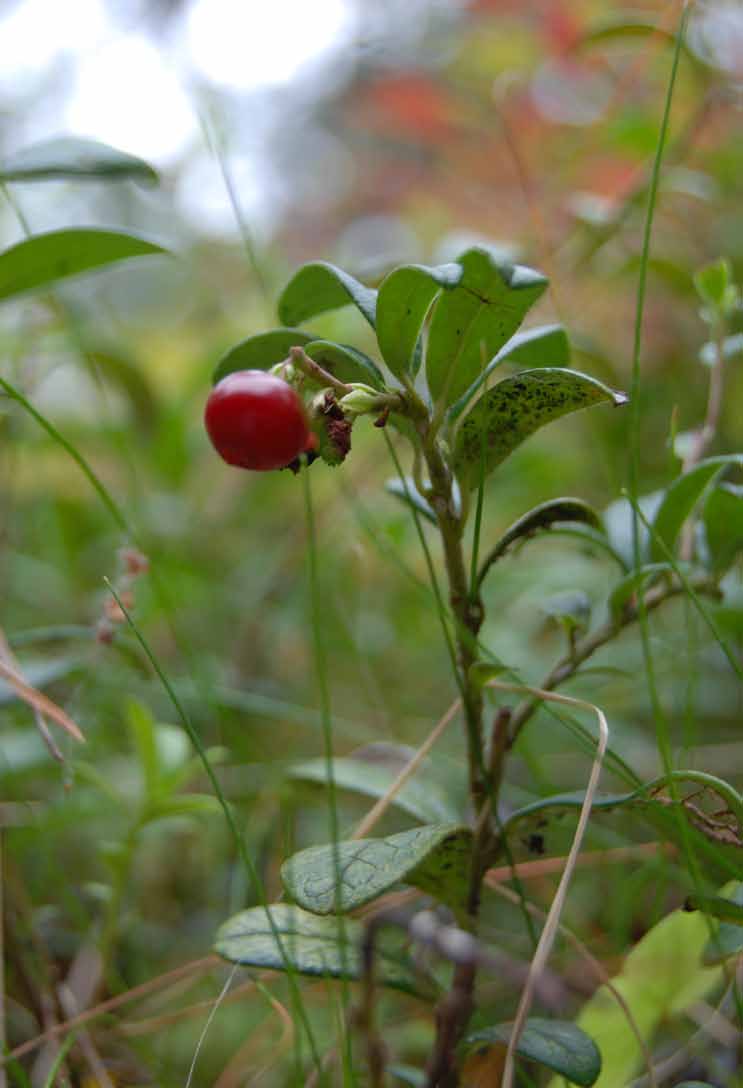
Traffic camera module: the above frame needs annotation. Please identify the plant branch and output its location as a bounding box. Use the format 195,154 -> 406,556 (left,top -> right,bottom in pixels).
508,573 -> 719,746
288,347 -> 354,395
418,429 -> 493,1087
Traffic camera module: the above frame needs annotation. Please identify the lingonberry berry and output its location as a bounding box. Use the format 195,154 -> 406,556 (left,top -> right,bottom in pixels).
205,369 -> 314,471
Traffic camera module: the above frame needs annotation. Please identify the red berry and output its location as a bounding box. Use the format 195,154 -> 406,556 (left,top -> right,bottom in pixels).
205,369 -> 313,471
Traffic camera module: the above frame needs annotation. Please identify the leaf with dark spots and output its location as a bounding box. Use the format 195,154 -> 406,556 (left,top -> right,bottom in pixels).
281,824 -> 473,915
453,368 -> 627,489
426,248 -> 548,405
449,323 -> 570,419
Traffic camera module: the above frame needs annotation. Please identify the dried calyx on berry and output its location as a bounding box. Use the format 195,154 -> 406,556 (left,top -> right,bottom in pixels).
308,391 -> 352,467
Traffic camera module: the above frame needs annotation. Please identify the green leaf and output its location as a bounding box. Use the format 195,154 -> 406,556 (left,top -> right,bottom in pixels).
385,477 -> 437,525
650,455 -> 743,562
468,662 -> 510,691
426,249 -> 548,405
305,339 -> 385,388
694,257 -> 731,309
288,752 -> 464,825
542,590 -> 591,634
376,262 -> 462,378
686,892 -> 743,925
449,324 -> 571,419
503,771 -> 743,845
215,904 -> 425,995
278,262 -> 377,329
212,328 -> 312,383
453,368 -> 627,490
125,699 -> 160,799
699,331 -> 743,367
575,15 -> 692,54
479,498 -> 603,573
0,137 -> 158,186
145,793 -> 224,821
281,824 -> 472,915
558,907 -> 724,1088
0,229 -> 168,304
466,1019 -> 601,1086
703,882 -> 743,964
703,483 -> 743,573
607,563 -> 674,623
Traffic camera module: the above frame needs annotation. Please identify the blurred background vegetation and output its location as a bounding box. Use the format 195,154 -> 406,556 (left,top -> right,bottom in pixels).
1,0 -> 742,1083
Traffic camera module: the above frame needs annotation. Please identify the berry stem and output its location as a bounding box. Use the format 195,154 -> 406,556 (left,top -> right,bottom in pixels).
288,346 -> 354,396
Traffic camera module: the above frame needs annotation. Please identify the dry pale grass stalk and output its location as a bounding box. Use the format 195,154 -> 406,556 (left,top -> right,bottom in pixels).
0,658 -> 84,743
482,681 -> 608,1088
352,698 -> 461,840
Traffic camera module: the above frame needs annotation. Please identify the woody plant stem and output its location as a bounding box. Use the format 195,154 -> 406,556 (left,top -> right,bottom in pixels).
400,381 -> 492,1087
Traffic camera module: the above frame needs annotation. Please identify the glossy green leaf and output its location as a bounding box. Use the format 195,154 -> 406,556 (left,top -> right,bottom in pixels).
376,262 -> 462,378
478,498 -> 603,577
288,752 -> 464,825
305,339 -> 385,388
450,324 -> 571,419
385,477 -> 437,525
426,248 -> 548,405
0,229 -> 168,304
453,368 -> 626,490
0,137 -> 158,186
699,331 -> 743,367
215,904 -> 424,995
282,824 -> 472,915
703,882 -> 743,964
212,328 -> 312,383
650,455 -> 743,562
278,261 -> 377,329
559,906 -> 723,1088
607,563 -> 674,623
466,1019 -> 601,1086
703,483 -> 743,573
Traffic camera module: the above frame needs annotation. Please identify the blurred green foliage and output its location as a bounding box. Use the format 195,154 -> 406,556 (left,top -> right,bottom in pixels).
1,1 -> 742,1084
